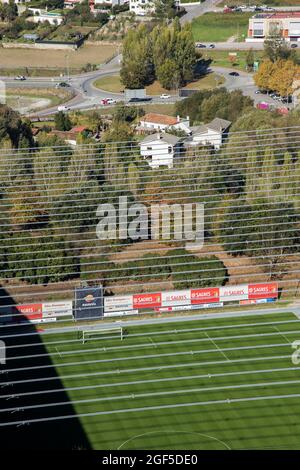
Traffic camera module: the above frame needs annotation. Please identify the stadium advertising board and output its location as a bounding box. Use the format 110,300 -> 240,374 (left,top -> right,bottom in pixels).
248,282 -> 278,299
133,292 -> 162,309
74,286 -> 104,320
161,290 -> 190,307
13,303 -> 43,322
104,309 -> 139,317
103,282 -> 279,315
220,285 -> 248,302
42,301 -> 73,318
191,302 -> 224,309
104,295 -> 133,312
191,287 -> 220,304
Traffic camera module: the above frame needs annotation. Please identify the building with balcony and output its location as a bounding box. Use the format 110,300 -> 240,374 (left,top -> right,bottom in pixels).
247,12 -> 300,43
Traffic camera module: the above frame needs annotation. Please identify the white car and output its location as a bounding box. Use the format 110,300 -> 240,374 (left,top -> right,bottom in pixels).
160,93 -> 171,99
106,98 -> 117,105
57,105 -> 70,112
14,75 -> 26,81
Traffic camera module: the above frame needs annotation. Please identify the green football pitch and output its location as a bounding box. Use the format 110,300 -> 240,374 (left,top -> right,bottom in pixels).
3,310 -> 300,449
35,311 -> 300,450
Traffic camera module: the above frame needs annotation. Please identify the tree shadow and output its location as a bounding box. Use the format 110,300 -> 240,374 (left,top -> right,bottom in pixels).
0,285 -> 91,450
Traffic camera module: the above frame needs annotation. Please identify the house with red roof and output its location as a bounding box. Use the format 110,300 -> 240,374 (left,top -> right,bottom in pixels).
138,113 -> 191,135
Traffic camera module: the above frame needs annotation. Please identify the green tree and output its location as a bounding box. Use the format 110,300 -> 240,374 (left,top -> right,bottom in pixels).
120,26 -> 154,89
245,48 -> 255,71
155,0 -> 177,20
264,35 -> 295,63
54,111 -> 72,131
157,59 -> 180,90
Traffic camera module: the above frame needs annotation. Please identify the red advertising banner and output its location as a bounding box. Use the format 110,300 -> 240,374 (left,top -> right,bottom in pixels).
13,303 -> 43,322
133,293 -> 162,309
248,282 -> 278,300
191,287 -> 220,304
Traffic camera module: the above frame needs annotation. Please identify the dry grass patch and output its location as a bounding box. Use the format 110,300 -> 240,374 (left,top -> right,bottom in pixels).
0,43 -> 117,69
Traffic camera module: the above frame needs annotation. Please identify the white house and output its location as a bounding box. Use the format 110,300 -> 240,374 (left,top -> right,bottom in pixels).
140,133 -> 183,169
129,0 -> 155,16
139,113 -> 191,135
64,0 -> 84,9
188,117 -> 231,150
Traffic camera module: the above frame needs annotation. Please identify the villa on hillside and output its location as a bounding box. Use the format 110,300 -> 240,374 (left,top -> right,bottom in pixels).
138,113 -> 191,135
186,118 -> 232,150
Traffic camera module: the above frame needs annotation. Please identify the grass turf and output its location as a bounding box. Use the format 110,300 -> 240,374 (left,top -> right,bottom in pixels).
2,311 -> 300,449
93,73 -> 224,94
191,12 -> 253,42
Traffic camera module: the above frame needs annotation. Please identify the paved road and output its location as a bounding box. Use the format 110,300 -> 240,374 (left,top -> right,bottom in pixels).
180,0 -> 224,24
181,1 -> 300,25
198,42 -> 265,50
1,51 -> 289,116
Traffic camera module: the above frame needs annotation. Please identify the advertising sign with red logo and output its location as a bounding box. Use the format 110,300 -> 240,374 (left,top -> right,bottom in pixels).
133,293 -> 162,309
191,287 -> 220,304
220,285 -> 248,302
161,290 -> 190,307
13,304 -> 43,322
248,282 -> 278,300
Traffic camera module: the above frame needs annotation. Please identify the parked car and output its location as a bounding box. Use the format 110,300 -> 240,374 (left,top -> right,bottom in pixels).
14,75 -> 26,81
208,44 -> 215,49
57,105 -> 70,112
291,44 -> 298,48
160,93 -> 171,99
229,71 -> 239,76
195,43 -> 206,48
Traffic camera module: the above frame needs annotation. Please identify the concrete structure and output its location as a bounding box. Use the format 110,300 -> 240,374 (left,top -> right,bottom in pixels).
187,117 -> 231,150
0,0 -> 29,3
247,11 -> 300,43
28,10 -> 64,26
140,133 -> 183,169
89,0 -> 128,11
139,113 -> 191,135
129,0 -> 155,16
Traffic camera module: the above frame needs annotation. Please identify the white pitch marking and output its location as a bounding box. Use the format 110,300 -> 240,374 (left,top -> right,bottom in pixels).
205,332 -> 231,361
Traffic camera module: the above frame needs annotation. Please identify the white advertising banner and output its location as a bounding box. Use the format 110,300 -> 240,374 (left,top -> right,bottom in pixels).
42,301 -> 73,318
161,290 -> 191,307
104,309 -> 139,317
220,285 -> 248,302
104,295 -> 133,312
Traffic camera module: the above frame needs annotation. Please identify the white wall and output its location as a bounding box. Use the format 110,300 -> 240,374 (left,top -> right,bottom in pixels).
192,129 -> 222,149
129,0 -> 155,16
140,139 -> 174,169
